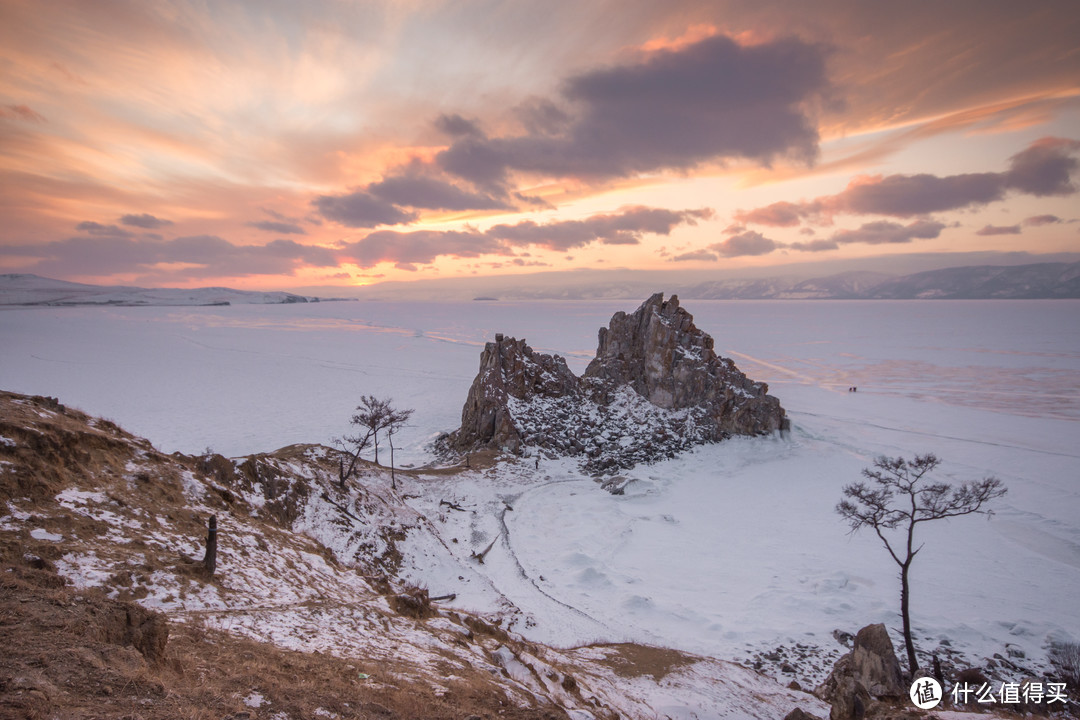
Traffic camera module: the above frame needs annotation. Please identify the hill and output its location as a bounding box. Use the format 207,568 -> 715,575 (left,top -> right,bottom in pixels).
0,273 -> 325,306
0,391 -> 824,719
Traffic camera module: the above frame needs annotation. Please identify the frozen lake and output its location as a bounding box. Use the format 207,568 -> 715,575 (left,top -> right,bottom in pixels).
3,299 -> 1077,459
3,298 -> 1079,678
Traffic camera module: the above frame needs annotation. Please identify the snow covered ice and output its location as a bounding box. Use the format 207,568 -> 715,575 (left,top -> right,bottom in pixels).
2,298 -> 1078,687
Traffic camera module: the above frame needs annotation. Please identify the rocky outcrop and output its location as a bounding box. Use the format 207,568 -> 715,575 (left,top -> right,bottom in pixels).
446,293 -> 787,473
585,293 -> 785,436
815,624 -> 904,720
455,334 -> 581,455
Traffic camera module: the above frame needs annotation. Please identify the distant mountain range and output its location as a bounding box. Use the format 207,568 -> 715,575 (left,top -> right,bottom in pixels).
3,262 -> 1079,306
0,273 -> 326,306
681,262 -> 1080,300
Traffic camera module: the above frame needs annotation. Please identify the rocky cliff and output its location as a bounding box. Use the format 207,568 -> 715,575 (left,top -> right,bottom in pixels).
448,293 -> 787,473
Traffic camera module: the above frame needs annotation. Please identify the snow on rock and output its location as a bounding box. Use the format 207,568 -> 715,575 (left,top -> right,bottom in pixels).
445,293 -> 787,474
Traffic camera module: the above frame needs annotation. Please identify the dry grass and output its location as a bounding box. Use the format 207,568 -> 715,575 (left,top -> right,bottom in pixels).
0,552 -> 569,720
0,391 -> 575,719
589,642 -> 697,681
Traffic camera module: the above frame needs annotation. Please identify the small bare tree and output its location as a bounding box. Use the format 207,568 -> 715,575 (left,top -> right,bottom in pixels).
335,422 -> 372,487
337,395 -> 413,488
384,405 -> 413,491
352,395 -> 391,465
837,453 -> 1006,675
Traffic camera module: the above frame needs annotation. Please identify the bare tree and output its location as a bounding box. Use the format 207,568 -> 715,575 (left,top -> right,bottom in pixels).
384,405 -> 413,491
352,395 -> 391,465
836,453 -> 1006,675
335,422 -> 372,487
337,395 -> 413,488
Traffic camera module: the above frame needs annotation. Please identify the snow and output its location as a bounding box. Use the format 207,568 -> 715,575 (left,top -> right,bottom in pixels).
30,528 -> 63,541
3,298 -> 1078,701
243,691 -> 266,708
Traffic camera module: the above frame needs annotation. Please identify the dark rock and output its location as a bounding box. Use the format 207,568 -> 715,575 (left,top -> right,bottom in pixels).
850,623 -> 903,698
445,294 -> 787,472
816,624 -> 903,720
784,709 -> 823,720
584,293 -> 786,436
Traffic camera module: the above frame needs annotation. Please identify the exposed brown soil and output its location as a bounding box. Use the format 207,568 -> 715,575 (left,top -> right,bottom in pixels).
590,642 -> 697,681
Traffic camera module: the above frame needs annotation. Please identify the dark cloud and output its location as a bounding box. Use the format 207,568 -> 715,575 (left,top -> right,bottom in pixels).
0,104 -> 46,123
1024,214 -> 1062,226
789,239 -> 839,252
830,173 -> 1005,216
734,200 -> 813,227
671,250 -> 719,262
312,190 -> 418,228
736,137 -> 1080,224
75,221 -> 134,237
434,113 -> 483,138
339,206 -> 710,267
709,230 -> 779,257
367,174 -> 513,211
827,219 -> 946,245
488,206 -> 712,252
341,229 -> 504,268
514,98 -> 572,136
120,213 -> 173,229
437,34 -> 829,185
975,224 -> 1022,236
722,224 -> 746,235
798,227 -> 816,235
247,220 -> 307,235
1004,137 -> 1080,196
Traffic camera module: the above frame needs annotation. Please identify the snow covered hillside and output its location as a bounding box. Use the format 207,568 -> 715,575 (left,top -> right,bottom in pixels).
2,298 -> 1078,716
0,391 -> 825,719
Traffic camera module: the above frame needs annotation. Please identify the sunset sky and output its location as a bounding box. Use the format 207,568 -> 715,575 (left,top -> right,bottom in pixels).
1,0 -> 1079,290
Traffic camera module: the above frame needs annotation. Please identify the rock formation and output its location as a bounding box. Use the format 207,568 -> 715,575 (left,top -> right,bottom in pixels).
815,624 -> 904,720
446,293 -> 787,474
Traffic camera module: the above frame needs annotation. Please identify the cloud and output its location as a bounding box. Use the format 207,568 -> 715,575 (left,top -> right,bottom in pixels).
341,230 -> 505,268
367,173 -> 512,211
1004,137 -> 1080,196
3,234 -> 337,278
671,250 -> 719,262
248,220 -> 307,235
734,201 -> 810,227
788,239 -> 839,252
1024,214 -> 1062,226
437,34 -> 829,186
340,205 -> 711,267
75,221 -> 134,237
120,213 -> 173,229
975,224 -> 1021,236
827,219 -> 946,245
0,104 -> 46,123
828,173 -> 1005,216
312,190 -> 418,228
709,230 -> 779,257
735,137 -> 1080,224
434,114 -> 483,138
489,206 -> 712,252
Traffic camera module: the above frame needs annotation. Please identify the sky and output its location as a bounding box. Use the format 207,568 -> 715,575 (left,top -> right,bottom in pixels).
1,0 -> 1079,290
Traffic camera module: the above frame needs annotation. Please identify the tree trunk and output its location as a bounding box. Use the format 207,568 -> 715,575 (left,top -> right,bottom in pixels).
203,515 -> 217,576
901,561 -> 917,675
389,432 -> 396,491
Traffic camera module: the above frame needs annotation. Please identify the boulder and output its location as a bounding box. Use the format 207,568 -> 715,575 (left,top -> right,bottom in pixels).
816,624 -> 903,720
850,623 -> 904,698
